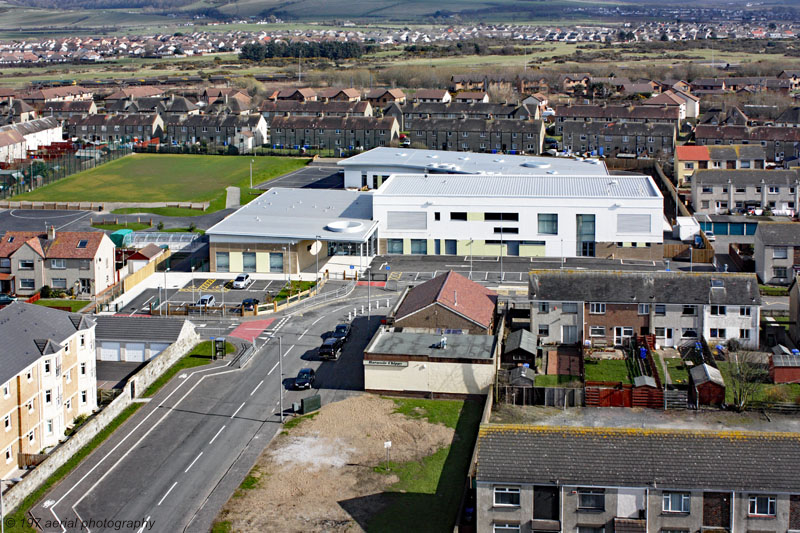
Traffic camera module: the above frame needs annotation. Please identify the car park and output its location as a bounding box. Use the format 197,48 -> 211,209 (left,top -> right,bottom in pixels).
294,368 -> 316,389
232,273 -> 252,289
332,323 -> 351,340
196,294 -> 216,307
319,337 -> 345,360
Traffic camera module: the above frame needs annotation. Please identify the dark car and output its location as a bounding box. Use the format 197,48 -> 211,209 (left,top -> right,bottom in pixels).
332,323 -> 351,340
241,298 -> 259,311
0,294 -> 17,306
294,368 -> 316,389
319,337 -> 345,359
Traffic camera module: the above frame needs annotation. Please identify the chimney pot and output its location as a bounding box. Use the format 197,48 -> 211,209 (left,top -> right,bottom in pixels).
47,225 -> 56,240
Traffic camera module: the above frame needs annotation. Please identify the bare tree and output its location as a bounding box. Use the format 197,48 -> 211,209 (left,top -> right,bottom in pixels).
726,350 -> 767,411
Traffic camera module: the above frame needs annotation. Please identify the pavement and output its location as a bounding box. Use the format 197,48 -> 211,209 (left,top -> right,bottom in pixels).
31,286 -> 396,533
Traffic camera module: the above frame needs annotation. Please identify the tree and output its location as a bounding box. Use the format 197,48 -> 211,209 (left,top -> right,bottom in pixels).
726,351 -> 768,411
660,33 -> 669,42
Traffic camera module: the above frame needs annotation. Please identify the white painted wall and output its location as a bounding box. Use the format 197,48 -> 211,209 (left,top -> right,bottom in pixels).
365,361 -> 495,394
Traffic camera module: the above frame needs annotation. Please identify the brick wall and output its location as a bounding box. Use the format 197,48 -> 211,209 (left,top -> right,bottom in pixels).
790,495 -> 800,529
395,304 -> 491,334
703,492 -> 731,528
584,304 -> 648,345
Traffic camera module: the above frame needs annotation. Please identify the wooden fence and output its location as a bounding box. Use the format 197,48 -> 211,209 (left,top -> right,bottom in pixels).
123,249 -> 172,293
584,381 -> 664,409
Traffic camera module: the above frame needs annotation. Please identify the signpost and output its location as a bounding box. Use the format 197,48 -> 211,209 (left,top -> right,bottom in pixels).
384,440 -> 392,466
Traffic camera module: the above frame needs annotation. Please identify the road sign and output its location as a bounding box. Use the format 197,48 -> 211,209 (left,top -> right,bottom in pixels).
349,265 -> 354,269
385,265 -> 390,270
384,441 -> 392,449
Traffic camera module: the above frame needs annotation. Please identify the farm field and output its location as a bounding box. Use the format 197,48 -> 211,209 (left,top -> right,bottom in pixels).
15,153 -> 309,210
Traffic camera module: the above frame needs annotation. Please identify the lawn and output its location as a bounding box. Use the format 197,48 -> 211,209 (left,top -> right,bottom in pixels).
34,299 -> 90,312
534,374 -> 582,387
159,227 -> 206,235
91,222 -> 151,231
759,284 -> 789,297
15,154 -> 309,215
142,340 -> 234,398
368,398 -> 482,533
583,358 -> 632,384
651,352 -> 666,384
664,357 -> 690,385
717,361 -> 800,405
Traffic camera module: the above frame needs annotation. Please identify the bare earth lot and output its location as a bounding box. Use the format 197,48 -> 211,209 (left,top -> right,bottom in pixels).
216,395 -> 455,532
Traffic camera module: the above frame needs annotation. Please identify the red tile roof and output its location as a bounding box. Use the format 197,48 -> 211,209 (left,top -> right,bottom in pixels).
675,145 -> 710,161
0,231 -> 105,259
395,271 -> 497,329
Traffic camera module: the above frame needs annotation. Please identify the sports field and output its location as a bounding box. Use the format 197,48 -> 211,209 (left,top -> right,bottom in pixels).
16,153 -> 310,210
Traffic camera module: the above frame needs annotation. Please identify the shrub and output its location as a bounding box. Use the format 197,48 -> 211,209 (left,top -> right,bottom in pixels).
764,385 -> 791,404
157,221 -> 165,231
40,285 -> 51,298
188,222 -> 197,232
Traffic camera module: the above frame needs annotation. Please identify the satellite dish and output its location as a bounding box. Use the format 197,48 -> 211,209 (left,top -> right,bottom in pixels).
309,240 -> 322,255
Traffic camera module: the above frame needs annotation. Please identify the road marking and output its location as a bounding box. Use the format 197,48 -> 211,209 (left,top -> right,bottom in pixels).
299,327 -> 309,339
250,380 -> 264,396
157,482 -> 178,506
414,272 -> 420,280
230,401 -> 246,419
184,452 -> 203,473
55,210 -> 93,230
267,361 -> 279,375
136,516 -> 151,533
209,425 -> 226,444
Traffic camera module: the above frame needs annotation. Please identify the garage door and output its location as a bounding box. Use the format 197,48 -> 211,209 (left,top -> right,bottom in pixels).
99,342 -> 121,362
124,343 -> 146,363
150,343 -> 170,359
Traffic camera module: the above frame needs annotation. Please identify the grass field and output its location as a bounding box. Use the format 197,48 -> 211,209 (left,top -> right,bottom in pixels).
34,299 -> 90,312
369,398 -> 482,532
16,154 -> 309,214
92,222 -> 151,231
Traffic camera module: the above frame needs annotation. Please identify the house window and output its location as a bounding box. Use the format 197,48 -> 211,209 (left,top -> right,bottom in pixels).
80,390 -> 87,404
710,328 -> 726,338
4,446 -> 10,464
45,389 -> 52,405
562,302 -> 578,314
44,359 -> 51,375
589,303 -> 606,314
80,260 -> 90,270
577,528 -> 604,533
80,362 -> 87,376
539,302 -> 550,313
538,214 -> 558,235
769,186 -> 780,194
710,305 -> 726,316
66,398 -> 71,411
18,259 -> 34,270
740,328 -> 751,340
493,525 -> 521,533
682,305 -> 696,316
702,187 -> 713,194
51,258 -> 66,269
681,329 -> 698,338
773,247 -> 788,259
20,279 -> 35,290
740,306 -> 751,316
493,486 -> 521,507
748,495 -> 776,516
52,278 -> 67,289
638,304 -> 650,315
774,267 -> 788,279
538,324 -> 550,336
578,488 -> 605,510
590,326 -> 606,337
3,415 -> 10,431
655,304 -> 666,315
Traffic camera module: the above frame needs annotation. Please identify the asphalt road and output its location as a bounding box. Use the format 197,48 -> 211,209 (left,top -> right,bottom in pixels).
31,287 -> 395,533
257,163 -> 342,190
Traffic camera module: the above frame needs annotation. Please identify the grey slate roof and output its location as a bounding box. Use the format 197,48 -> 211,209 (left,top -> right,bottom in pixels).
94,316 -> 188,343
0,302 -> 94,386
476,425 -> 800,491
504,329 -> 536,356
529,270 -> 761,306
755,222 -> 800,246
705,144 -> 766,161
694,169 -> 800,186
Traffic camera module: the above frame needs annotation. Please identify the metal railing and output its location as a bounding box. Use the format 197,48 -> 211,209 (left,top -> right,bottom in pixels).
289,281 -> 357,313
231,344 -> 256,369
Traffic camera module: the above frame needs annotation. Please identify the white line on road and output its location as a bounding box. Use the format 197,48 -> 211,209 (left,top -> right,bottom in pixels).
250,380 -> 264,396
299,327 -> 309,339
267,360 -> 279,375
209,425 -> 226,444
230,401 -> 246,419
157,482 -> 178,506
184,453 -> 203,473
136,515 -> 151,533
134,295 -> 155,315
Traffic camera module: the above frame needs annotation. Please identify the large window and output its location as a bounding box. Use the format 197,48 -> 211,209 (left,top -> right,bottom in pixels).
539,302 -> 550,313
710,305 -> 726,316
638,304 -> 650,315
51,259 -> 66,269
682,305 -> 697,316
578,489 -> 605,510
590,326 -> 606,337
773,247 -> 788,259
410,239 -> 427,255
748,495 -> 776,516
662,492 -> 690,513
493,486 -> 521,507
774,267 -> 788,279
269,252 -> 283,273
242,252 -> 256,273
19,279 -> 35,290
215,252 -> 230,273
51,278 -> 67,289
589,303 -> 606,314
562,302 -> 578,314
386,239 -> 403,254
18,260 -> 34,270
485,212 -> 519,221
450,212 -> 467,221
538,214 -> 558,235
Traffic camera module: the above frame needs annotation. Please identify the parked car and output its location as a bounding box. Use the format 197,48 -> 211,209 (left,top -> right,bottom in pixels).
294,368 -> 316,390
319,337 -> 345,359
232,273 -> 252,289
196,294 -> 216,307
0,294 -> 16,306
241,298 -> 259,311
705,231 -> 716,242
332,323 -> 351,340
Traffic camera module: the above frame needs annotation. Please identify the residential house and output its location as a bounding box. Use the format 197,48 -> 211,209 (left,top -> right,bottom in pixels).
163,96 -> 199,116
0,117 -> 62,158
0,228 -> 115,296
18,86 -> 93,105
560,121 -> 676,156
643,91 -> 687,120
103,86 -> 164,105
202,87 -> 249,105
700,107 -> 750,127
453,91 -> 489,104
475,424 -> 800,533
691,169 -> 800,215
522,93 -> 548,114
387,270 -> 497,334
365,88 -> 406,106
0,129 -> 25,165
275,88 -> 317,102
405,117 -> 545,154
104,97 -> 167,115
694,124 -> 800,162
528,270 -> 761,349
554,104 -> 681,133
259,100 -> 372,126
269,115 -> 398,151
315,88 -> 360,102
412,89 -> 451,103
67,113 -> 162,143
674,144 -> 767,187
778,70 -> 800,91
559,72 -> 591,93
164,114 -> 267,152
753,222 -> 800,285
775,107 -> 800,127
0,98 -> 37,125
0,302 -> 96,478
393,102 -> 536,131
40,100 -> 96,120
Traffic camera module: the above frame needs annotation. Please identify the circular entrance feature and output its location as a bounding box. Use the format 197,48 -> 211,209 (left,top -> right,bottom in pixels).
326,220 -> 364,233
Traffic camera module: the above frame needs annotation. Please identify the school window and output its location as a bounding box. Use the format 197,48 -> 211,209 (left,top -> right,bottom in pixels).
589,303 -> 606,314
450,212 -> 467,221
638,304 -> 649,315
710,305 -> 726,316
662,492 -> 691,513
578,488 -> 605,510
590,326 -> 606,337
538,214 -> 558,235
493,486 -> 521,507
748,495 -> 776,516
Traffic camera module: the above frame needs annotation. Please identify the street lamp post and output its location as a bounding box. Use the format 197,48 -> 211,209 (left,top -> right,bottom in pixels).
315,235 -> 321,284
278,336 -> 284,423
469,239 -> 473,280
191,266 -> 195,307
1,477 -> 23,533
250,159 -> 254,189
164,267 -> 170,316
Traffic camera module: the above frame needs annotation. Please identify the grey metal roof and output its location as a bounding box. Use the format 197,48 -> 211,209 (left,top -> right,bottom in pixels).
695,169 -> 800,186
504,329 -> 536,356
338,147 -> 610,176
0,302 -> 94,387
529,271 -> 761,306
365,330 -> 494,361
94,316 -> 189,343
476,425 -> 800,491
690,363 -> 725,386
755,222 -> 800,246
207,188 -> 377,243
376,174 -> 661,199
772,351 -> 800,367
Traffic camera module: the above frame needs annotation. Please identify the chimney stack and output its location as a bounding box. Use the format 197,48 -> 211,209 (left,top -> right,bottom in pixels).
47,225 -> 56,240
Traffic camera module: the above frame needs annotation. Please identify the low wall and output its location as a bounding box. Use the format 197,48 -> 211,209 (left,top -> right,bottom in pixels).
4,326 -> 201,513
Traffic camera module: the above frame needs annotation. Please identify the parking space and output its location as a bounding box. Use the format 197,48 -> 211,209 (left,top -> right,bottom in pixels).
260,165 -> 343,190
